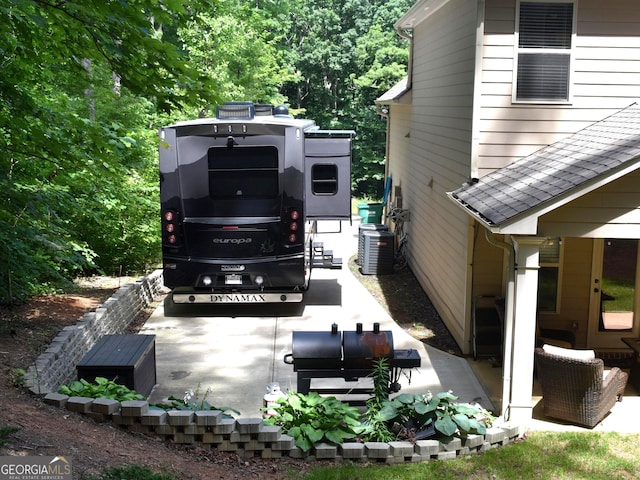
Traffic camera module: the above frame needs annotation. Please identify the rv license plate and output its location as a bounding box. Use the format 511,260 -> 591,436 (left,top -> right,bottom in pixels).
225,274 -> 242,285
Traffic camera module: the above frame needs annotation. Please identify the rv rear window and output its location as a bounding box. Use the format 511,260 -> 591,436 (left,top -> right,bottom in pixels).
208,146 -> 279,199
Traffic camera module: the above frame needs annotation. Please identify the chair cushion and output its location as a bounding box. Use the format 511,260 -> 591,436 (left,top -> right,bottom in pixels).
539,336 -> 573,349
542,344 -> 595,360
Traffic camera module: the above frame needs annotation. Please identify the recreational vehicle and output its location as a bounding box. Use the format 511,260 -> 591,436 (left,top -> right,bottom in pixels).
159,102 -> 354,304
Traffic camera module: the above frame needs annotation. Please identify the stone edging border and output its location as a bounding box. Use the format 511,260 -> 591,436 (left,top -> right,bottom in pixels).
43,394 -> 520,463
23,270 -> 164,395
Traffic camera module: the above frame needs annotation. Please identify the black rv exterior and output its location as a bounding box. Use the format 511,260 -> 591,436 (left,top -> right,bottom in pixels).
159,103 -> 353,304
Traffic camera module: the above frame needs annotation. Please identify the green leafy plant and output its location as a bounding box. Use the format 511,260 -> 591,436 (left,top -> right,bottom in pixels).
386,391 -> 495,439
0,425 -> 20,447
367,358 -> 390,412
58,377 -> 144,401
263,391 -> 364,452
151,385 -> 240,418
361,358 -> 396,442
9,368 -> 26,388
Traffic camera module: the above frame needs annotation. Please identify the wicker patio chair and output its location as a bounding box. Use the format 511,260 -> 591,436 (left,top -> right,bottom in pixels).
534,346 -> 628,428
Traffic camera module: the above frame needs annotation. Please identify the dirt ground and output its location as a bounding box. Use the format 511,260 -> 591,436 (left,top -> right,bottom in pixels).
0,265 -> 460,479
349,258 -> 461,356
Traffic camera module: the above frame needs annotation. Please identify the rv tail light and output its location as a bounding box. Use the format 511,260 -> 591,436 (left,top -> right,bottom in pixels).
290,210 -> 300,220
165,223 -> 175,233
288,233 -> 297,243
168,234 -> 177,244
164,211 -> 175,221
289,222 -> 299,231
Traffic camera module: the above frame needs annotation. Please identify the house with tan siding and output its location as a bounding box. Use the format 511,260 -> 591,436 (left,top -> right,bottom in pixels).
377,0 -> 640,429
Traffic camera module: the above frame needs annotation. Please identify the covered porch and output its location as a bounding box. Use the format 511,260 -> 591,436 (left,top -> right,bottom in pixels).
448,104 -> 640,430
469,355 -> 640,433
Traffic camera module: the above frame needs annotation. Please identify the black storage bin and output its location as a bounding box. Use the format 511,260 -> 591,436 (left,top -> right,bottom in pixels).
77,334 -> 156,396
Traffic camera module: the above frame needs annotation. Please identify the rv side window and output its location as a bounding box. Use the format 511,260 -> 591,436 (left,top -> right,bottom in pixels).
208,146 -> 279,199
311,164 -> 338,195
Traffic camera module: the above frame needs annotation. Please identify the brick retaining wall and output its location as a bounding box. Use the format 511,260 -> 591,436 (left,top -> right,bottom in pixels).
23,270 -> 164,395
43,393 -> 520,463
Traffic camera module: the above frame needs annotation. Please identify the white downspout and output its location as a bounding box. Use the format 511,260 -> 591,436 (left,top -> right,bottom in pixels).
484,229 -> 515,421
395,28 -> 413,90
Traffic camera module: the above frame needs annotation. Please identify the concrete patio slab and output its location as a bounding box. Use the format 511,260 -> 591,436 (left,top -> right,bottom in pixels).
143,219 -> 492,418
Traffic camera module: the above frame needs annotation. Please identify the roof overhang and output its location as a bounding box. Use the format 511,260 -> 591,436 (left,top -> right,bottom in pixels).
375,77 -> 412,106
448,103 -> 640,235
395,0 -> 454,30
448,157 -> 640,235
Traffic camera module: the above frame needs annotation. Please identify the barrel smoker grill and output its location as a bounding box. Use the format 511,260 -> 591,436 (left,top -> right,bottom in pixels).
284,323 -> 421,401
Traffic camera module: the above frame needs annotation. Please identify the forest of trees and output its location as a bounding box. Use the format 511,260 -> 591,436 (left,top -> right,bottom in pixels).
1,0 -> 412,304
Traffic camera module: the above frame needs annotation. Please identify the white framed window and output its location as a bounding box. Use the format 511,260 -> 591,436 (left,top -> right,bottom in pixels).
538,237 -> 563,313
513,1 -> 576,103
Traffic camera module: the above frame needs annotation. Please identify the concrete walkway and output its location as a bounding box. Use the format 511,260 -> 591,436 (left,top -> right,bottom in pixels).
143,218 -> 491,418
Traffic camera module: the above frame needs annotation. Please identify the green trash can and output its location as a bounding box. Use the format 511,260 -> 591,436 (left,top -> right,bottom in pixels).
357,203 -> 383,224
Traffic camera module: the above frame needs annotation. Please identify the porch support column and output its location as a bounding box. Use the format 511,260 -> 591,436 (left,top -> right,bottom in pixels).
507,236 -> 545,430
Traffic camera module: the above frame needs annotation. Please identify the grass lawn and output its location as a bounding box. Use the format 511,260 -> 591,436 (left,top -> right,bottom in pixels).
302,431 -> 640,479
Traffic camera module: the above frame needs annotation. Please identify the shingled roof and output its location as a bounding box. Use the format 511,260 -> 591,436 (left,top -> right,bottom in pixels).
375,77 -> 410,104
448,103 -> 640,233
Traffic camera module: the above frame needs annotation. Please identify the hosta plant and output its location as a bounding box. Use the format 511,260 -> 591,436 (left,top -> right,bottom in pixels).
59,377 -> 144,401
151,385 -> 240,418
263,391 -> 364,452
386,391 -> 495,439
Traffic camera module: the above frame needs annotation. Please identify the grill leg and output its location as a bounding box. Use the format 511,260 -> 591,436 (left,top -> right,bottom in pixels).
297,372 -> 311,395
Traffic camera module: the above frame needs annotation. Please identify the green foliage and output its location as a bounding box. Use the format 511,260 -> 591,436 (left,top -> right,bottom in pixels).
0,0 -> 219,108
0,1 -> 210,303
367,358 -> 391,411
277,0 -> 414,198
9,368 -> 26,388
178,3 -> 295,109
0,0 -> 415,303
91,465 -> 176,480
358,361 -> 494,443
264,391 -> 364,452
58,377 -> 144,402
151,385 -> 240,418
0,425 -> 20,447
385,391 -> 495,439
361,358 -> 395,442
264,387 -> 494,451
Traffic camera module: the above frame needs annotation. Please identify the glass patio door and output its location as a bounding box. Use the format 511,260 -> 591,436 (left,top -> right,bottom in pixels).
588,239 -> 640,349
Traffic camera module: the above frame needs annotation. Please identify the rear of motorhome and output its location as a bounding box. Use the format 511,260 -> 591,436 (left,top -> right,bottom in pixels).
159,102 -> 354,304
